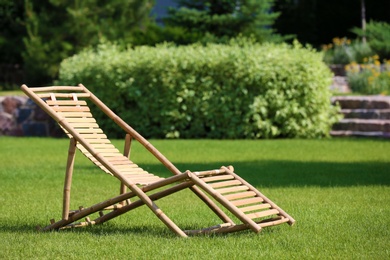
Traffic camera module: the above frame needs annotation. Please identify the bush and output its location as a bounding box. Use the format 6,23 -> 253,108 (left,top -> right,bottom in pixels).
57,40 -> 340,139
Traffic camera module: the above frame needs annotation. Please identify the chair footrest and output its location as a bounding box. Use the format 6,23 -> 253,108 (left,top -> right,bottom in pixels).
196,168 -> 293,230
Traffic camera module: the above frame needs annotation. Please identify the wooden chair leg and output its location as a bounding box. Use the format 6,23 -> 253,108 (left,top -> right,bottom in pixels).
63,138 -> 77,220
123,133 -> 132,158
120,134 -> 132,205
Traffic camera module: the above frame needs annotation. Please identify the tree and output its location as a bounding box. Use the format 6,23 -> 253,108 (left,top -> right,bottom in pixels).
22,0 -> 155,85
352,21 -> 390,59
164,0 -> 283,44
0,0 -> 25,65
274,0 -> 390,46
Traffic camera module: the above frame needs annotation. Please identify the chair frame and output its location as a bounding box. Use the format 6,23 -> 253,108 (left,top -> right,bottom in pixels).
21,84 -> 295,237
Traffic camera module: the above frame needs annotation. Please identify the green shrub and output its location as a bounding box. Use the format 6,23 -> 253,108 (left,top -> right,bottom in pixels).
57,40 -> 340,139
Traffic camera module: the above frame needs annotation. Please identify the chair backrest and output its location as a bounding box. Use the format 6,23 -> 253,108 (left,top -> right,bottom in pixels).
21,84 -> 163,185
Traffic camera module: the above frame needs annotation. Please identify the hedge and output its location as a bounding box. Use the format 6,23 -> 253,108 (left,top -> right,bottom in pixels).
57,40 -> 341,139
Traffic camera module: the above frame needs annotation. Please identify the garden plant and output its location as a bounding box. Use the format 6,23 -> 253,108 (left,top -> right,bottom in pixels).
345,56 -> 390,95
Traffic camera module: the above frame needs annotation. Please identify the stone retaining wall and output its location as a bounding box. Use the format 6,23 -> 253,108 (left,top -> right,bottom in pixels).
0,96 -> 62,137
3,93 -> 388,138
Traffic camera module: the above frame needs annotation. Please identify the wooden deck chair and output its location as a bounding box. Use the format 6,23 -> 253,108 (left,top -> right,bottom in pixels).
21,84 -> 295,237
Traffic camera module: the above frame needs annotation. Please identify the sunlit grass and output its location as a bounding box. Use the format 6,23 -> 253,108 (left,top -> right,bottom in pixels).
0,90 -> 24,96
1,137 -> 389,259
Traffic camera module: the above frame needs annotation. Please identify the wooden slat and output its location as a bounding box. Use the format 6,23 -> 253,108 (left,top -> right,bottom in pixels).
69,122 -> 99,128
123,172 -> 163,180
87,146 -> 119,152
110,162 -> 139,168
201,175 -> 234,183
58,112 -> 93,118
76,129 -> 103,134
77,156 -> 112,175
47,100 -> 87,106
125,171 -> 151,177
114,164 -> 142,169
76,128 -> 102,134
194,169 -> 227,177
90,144 -> 116,149
107,157 -> 137,164
123,173 -> 156,178
209,180 -> 242,188
113,158 -> 140,169
85,148 -> 120,154
120,168 -> 149,174
82,139 -> 111,144
136,180 -> 164,185
224,191 -> 256,200
239,203 -> 271,213
107,156 -> 132,161
258,217 -> 290,228
53,106 -> 90,112
215,185 -> 248,194
29,86 -> 85,92
124,175 -> 156,180
231,197 -> 264,206
93,152 -> 124,157
125,177 -> 156,183
246,209 -> 279,219
110,162 -> 138,167
80,133 -> 107,139
77,150 -> 122,161
37,93 -> 90,98
123,173 -> 151,177
66,117 -> 96,123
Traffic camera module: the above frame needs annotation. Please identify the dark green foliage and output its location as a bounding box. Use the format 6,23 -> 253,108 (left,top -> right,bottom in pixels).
0,1 -> 25,88
351,21 -> 390,59
0,0 -> 25,64
21,0 -> 155,85
164,0 -> 285,44
274,0 -> 390,46
57,40 -> 340,139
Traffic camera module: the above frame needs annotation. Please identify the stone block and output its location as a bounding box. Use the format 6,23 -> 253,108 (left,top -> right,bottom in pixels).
332,96 -> 390,109
22,122 -> 49,136
0,112 -> 15,135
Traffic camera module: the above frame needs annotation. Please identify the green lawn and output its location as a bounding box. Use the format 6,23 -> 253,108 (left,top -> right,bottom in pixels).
1,137 -> 389,259
0,90 -> 24,96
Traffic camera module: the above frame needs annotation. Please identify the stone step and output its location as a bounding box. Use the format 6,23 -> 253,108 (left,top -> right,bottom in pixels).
340,109 -> 390,119
330,130 -> 390,138
332,119 -> 390,132
332,96 -> 390,109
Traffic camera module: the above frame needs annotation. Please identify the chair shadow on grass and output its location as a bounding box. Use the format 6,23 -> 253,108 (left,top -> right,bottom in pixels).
50,158 -> 390,187
144,160 -> 390,188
